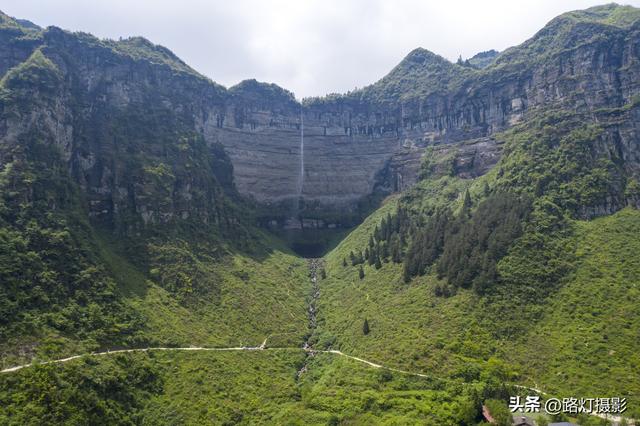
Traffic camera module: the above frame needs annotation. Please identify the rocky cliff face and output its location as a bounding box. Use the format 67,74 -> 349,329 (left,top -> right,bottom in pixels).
0,22 -> 235,233
1,4 -> 640,230
201,4 -> 640,219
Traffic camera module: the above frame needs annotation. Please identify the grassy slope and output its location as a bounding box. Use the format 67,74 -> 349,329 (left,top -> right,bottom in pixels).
510,208 -> 640,405
315,174 -> 526,366
0,349 -> 473,425
1,229 -> 309,368
143,350 -> 463,425
142,350 -> 306,424
91,229 -> 310,348
123,245 -> 309,349
317,181 -> 497,376
4,207 -> 638,424
320,188 -> 640,411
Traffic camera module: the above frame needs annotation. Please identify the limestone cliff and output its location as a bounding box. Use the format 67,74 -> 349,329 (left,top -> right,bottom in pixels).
1,4 -> 640,232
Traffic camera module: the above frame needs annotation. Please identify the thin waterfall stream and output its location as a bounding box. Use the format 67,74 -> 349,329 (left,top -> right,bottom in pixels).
298,108 -> 304,209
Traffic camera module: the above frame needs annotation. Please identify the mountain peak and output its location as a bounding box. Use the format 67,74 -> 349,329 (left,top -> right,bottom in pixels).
468,49 -> 499,69
562,3 -> 640,28
494,3 -> 640,67
229,79 -> 297,106
356,47 -> 470,104
0,10 -> 40,32
400,47 -> 452,68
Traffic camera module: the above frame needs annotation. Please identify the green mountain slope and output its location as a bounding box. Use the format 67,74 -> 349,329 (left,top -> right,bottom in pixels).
510,208 -> 640,403
1,3 -> 640,425
0,14 -> 309,367
314,103 -> 640,421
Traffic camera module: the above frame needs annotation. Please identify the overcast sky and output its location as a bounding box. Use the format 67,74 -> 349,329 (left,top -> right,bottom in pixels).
3,1 -> 640,98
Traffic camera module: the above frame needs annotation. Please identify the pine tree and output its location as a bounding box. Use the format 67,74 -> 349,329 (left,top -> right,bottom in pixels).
359,265 -> 365,279
381,242 -> 389,260
482,181 -> 490,196
320,269 -> 327,279
375,256 -> 382,269
391,234 -> 402,263
362,318 -> 370,335
462,189 -> 472,215
350,250 -> 356,266
393,213 -> 400,233
342,257 -> 347,267
364,247 -> 370,260
368,235 -> 375,249
403,261 -> 412,283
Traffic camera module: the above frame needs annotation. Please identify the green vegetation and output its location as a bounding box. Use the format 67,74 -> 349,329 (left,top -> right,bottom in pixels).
313,94 -> 640,421
436,192 -> 531,294
112,36 -> 199,76
483,399 -> 512,426
0,354 -> 162,425
319,195 -> 640,419
0,349 -> 504,425
508,208 -> 640,416
355,48 -> 474,104
0,48 -> 60,90
0,22 -> 309,368
1,3 -> 640,424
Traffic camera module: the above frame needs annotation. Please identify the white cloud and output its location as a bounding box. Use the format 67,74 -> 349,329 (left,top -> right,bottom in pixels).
3,0 -> 639,98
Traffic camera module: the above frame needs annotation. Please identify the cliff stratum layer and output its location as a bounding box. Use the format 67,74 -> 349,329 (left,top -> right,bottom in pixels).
2,4 -> 640,230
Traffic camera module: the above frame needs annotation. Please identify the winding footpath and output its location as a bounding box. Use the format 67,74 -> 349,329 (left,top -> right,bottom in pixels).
0,260 -> 634,425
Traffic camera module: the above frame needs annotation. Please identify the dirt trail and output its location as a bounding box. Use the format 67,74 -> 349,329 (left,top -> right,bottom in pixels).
0,258 -> 632,425
0,343 -> 634,423
1,346 -> 272,373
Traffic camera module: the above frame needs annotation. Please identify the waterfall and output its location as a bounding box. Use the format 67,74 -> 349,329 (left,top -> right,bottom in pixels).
294,107 -> 304,224
298,108 -> 304,199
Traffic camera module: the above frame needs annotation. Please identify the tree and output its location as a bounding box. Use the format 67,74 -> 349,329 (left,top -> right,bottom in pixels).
483,399 -> 512,426
359,265 -> 365,279
436,192 -> 531,293
342,257 -> 347,267
391,234 -> 402,263
385,213 -> 393,239
462,189 -> 472,215
320,269 -> 326,279
362,318 -> 370,335
482,181 -> 490,196
374,255 -> 382,269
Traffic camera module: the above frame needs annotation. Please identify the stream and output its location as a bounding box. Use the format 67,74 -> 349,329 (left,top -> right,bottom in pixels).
297,258 -> 322,378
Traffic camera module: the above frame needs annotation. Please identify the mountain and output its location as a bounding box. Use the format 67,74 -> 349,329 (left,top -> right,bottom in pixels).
0,9 -> 308,367
467,50 -> 499,69
0,4 -> 639,425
